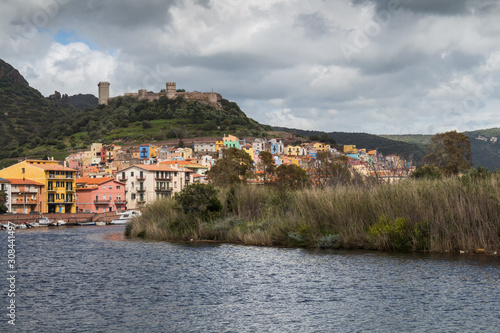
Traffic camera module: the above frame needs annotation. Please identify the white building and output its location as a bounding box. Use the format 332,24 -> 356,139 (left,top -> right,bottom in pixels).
116,164 -> 194,209
194,142 -> 217,153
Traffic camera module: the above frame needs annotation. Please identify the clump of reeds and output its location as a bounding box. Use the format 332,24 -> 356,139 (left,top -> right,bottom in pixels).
127,176 -> 500,253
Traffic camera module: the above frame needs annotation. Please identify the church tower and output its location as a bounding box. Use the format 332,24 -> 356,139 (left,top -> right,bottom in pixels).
98,82 -> 110,105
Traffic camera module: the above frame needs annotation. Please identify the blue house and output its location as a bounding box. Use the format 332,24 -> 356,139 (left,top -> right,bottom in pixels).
139,145 -> 150,160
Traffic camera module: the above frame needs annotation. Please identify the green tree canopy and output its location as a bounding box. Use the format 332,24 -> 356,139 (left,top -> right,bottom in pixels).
258,151 -> 275,183
175,183 -> 222,221
275,164 -> 309,190
424,131 -> 473,175
310,151 -> 351,187
208,148 -> 254,186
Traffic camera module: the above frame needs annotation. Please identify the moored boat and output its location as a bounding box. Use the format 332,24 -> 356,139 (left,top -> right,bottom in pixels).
110,210 -> 141,225
77,221 -> 96,226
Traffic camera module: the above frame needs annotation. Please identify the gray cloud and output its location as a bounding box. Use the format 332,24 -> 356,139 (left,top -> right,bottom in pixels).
1,0 -> 500,134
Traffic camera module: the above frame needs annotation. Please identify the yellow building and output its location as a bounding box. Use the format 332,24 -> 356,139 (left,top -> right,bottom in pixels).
343,145 -> 357,154
286,145 -> 301,156
242,145 -> 254,160
0,160 -> 77,213
215,140 -> 224,151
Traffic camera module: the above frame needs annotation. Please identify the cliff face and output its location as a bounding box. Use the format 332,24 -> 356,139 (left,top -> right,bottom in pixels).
0,59 -> 29,86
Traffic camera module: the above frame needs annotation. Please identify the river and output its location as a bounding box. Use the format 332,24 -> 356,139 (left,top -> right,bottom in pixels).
1,226 -> 499,332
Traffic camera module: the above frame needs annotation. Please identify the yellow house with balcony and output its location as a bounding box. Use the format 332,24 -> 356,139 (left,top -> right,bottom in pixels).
0,160 -> 77,214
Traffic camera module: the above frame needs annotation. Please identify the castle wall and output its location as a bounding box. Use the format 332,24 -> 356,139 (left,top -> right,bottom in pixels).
99,81 -> 222,109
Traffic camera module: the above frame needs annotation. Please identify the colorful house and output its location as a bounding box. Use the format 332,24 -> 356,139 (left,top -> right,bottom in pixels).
223,134 -> 239,149
285,145 -> 301,156
0,160 -> 77,213
242,144 -> 254,161
7,179 -> 44,214
76,177 -> 127,213
116,164 -> 194,209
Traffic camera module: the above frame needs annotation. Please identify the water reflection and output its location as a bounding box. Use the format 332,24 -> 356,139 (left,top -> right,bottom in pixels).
0,226 -> 498,333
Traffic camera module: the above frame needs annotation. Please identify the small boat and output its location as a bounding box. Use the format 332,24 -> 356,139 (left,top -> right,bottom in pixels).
110,210 -> 141,225
50,220 -> 67,227
96,222 -> 106,226
29,216 -> 51,228
16,224 -> 27,229
77,221 -> 96,226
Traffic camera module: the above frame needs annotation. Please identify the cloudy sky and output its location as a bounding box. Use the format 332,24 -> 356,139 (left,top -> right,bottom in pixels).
2,0 -> 500,134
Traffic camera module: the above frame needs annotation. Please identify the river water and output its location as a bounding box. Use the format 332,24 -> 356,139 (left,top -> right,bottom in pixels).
1,226 -> 499,332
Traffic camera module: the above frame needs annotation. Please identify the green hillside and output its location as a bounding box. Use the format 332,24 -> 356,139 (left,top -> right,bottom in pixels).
0,59 -> 271,164
275,127 -> 427,162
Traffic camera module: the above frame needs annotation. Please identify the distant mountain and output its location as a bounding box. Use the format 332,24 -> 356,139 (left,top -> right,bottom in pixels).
0,59 -> 72,158
382,130 -> 500,170
274,127 -> 427,162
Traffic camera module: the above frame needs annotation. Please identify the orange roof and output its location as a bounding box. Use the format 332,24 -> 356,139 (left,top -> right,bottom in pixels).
33,164 -> 77,171
5,179 -> 44,186
76,177 -> 116,185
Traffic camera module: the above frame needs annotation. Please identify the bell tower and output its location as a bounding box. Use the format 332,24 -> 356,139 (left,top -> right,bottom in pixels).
98,81 -> 110,105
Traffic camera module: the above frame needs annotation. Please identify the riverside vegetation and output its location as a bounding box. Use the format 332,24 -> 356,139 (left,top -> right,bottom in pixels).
126,173 -> 500,254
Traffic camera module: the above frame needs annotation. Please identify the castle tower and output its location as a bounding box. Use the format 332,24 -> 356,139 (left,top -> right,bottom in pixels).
166,82 -> 176,99
98,82 -> 110,105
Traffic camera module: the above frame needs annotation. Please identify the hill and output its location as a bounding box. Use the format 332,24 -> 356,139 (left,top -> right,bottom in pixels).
382,130 -> 500,170
0,59 -> 271,164
274,127 -> 427,162
0,59 -> 73,159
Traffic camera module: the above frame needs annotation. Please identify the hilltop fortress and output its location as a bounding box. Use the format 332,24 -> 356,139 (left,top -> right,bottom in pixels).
98,81 -> 223,109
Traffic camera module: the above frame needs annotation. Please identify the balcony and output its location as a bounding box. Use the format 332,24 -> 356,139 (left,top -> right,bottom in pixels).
119,176 -> 128,182
136,175 -> 146,181
47,187 -> 57,192
136,187 -> 146,193
155,187 -> 172,192
65,188 -> 75,192
155,175 -> 171,180
94,200 -> 112,205
137,200 -> 146,205
11,188 -> 38,194
114,200 -> 127,205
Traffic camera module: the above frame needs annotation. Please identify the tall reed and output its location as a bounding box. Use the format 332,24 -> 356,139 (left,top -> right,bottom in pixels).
127,176 -> 500,253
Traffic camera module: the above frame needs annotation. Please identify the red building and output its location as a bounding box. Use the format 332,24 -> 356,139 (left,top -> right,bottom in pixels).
75,177 -> 127,213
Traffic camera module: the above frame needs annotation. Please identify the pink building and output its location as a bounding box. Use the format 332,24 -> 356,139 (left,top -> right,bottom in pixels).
75,177 -> 127,213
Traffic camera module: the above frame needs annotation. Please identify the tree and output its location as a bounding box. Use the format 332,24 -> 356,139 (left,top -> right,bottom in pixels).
258,151 -> 275,183
208,148 -> 254,186
309,151 -> 351,187
424,131 -> 473,175
275,164 -> 309,190
0,191 -> 7,214
175,183 -> 222,221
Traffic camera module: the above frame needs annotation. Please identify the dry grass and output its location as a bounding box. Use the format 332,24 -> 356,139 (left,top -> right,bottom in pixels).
127,176 -> 500,253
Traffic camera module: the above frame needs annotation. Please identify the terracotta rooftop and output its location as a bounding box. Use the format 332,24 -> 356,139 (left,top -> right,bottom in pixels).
5,179 -> 44,186
32,164 -> 77,171
76,177 -> 116,185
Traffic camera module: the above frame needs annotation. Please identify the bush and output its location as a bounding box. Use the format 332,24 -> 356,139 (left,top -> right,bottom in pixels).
411,165 -> 442,179
317,234 -> 341,249
175,183 -> 222,221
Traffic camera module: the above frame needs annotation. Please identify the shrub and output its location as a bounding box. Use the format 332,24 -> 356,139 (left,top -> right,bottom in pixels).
317,234 -> 341,249
175,183 -> 222,221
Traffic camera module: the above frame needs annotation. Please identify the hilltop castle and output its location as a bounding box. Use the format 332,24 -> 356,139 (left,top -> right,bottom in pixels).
98,81 -> 223,109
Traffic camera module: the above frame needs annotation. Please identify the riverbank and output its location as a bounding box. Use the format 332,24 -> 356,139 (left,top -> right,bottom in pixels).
126,176 -> 500,254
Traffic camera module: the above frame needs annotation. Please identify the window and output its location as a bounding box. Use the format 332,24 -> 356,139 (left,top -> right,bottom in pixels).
109,185 -> 113,189
22,168 -> 25,174
131,172 -> 134,177
117,186 -> 121,189
103,195 -> 106,200
61,193 -> 65,200
109,195 -> 112,200
131,193 -> 136,200
56,181 -> 60,188
56,194 -> 59,200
